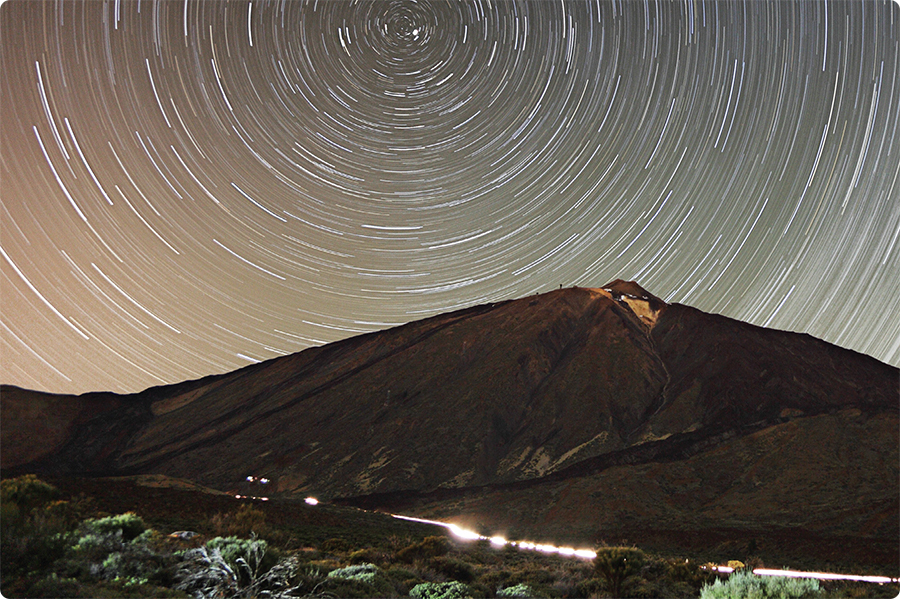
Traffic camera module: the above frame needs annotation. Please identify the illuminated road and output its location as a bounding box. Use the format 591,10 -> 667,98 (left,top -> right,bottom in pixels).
389,513 -> 899,586
277,491 -> 897,586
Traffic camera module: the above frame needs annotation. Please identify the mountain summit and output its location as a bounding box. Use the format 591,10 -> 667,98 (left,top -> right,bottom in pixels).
599,279 -> 666,325
2,281 -> 897,565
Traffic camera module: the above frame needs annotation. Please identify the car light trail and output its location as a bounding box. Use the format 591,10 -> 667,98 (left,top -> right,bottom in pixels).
753,568 -> 898,584
391,514 -> 597,560
707,565 -> 898,584
302,499 -> 898,584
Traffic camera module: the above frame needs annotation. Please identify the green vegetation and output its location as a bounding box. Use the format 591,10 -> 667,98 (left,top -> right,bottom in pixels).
2,474 -> 60,511
497,582 -> 540,597
593,546 -> 646,598
397,535 -> 452,562
410,581 -> 471,599
328,562 -> 386,583
700,569 -> 822,598
175,537 -> 294,598
1,475 -> 896,598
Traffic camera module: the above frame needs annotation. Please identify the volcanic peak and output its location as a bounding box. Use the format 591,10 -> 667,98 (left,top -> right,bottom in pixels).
597,279 -> 666,326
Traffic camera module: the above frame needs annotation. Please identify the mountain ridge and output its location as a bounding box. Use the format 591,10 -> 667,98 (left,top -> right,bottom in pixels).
2,281 -> 897,565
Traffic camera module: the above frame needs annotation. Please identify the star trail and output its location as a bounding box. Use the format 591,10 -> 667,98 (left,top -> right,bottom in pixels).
1,0 -> 898,394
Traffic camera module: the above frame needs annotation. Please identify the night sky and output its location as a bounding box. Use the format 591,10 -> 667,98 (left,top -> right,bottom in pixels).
1,0 -> 898,395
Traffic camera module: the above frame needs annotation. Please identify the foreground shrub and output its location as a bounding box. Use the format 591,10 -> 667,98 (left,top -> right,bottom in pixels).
18,573 -> 188,598
327,562 -> 381,584
412,536 -> 453,560
175,544 -> 240,598
410,580 -> 471,599
397,535 -> 452,563
209,504 -> 268,539
202,535 -> 280,587
80,513 -> 147,542
700,570 -> 822,599
1,511 -> 72,580
66,517 -> 170,588
593,546 -> 646,598
286,564 -> 327,596
175,537 -> 298,599
1,475 -> 76,581
1,475 -> 59,512
498,582 -> 541,597
348,547 -> 390,566
430,555 -> 476,583
319,562 -> 395,597
70,513 -> 149,567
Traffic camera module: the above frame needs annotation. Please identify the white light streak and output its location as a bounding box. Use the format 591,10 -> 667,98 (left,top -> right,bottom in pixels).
0,245 -> 89,340
391,514 -> 596,559
213,238 -> 286,280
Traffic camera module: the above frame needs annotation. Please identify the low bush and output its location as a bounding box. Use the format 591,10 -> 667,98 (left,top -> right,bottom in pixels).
700,570 -> 822,599
397,535 -> 452,563
520,563 -> 557,586
348,546 -> 390,566
0,507 -> 71,580
410,580 -> 472,599
0,476 -> 74,582
69,516 -> 151,570
1,475 -> 59,512
174,544 -> 240,598
286,564 -> 327,596
66,518 -> 171,588
321,562 -> 395,596
17,573 -> 189,598
174,538 -> 297,599
208,504 -> 268,539
0,476 -> 186,599
384,565 -> 425,596
430,555 -> 476,583
202,534 -> 281,587
498,582 -> 541,597
80,513 -> 147,542
328,562 -> 382,584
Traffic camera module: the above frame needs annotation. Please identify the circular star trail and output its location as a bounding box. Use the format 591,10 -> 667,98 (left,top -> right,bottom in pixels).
1,0 -> 898,394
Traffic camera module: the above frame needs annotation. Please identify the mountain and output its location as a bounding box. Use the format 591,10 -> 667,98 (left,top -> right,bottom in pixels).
2,281 -> 897,566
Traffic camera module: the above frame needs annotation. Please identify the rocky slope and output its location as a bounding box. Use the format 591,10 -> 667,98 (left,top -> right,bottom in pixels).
2,280 -> 897,564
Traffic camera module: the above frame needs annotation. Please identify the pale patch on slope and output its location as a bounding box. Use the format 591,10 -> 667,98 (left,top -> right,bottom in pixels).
583,280 -> 666,327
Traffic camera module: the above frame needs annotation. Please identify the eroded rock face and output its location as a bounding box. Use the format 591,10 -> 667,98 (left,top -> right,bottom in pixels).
600,279 -> 666,326
3,280 -> 897,565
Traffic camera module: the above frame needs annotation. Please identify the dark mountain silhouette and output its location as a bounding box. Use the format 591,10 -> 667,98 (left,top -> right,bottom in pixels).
3,280 -> 897,565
